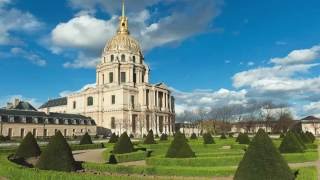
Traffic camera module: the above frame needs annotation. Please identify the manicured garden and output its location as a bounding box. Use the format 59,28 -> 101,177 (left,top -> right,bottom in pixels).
0,130 -> 319,179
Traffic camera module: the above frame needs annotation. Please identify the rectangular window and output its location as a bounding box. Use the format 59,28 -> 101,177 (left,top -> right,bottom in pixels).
73,101 -> 76,109
64,129 -> 67,137
8,128 -> 12,137
44,129 -> 47,137
146,115 -> 150,131
109,72 -> 113,83
111,117 -> 116,129
146,89 -> 149,106
121,72 -> 126,83
111,95 -> 116,104
133,73 -> 137,83
131,95 -> 135,106
102,74 -> 105,84
20,128 -> 25,138
33,128 -> 37,136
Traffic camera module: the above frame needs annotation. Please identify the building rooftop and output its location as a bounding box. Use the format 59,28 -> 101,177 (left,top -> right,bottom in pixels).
39,97 -> 67,109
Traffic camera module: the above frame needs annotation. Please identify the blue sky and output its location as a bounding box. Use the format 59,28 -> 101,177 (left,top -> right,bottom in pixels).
0,0 -> 320,118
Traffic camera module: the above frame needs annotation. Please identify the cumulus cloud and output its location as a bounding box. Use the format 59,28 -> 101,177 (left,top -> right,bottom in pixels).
271,45 -> 320,65
0,3 -> 42,45
50,0 -> 223,68
63,52 -> 100,69
59,83 -> 96,97
10,47 -> 46,66
171,87 -> 247,114
303,101 -> 320,117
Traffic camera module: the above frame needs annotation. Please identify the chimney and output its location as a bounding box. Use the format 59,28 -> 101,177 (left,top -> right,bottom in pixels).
14,98 -> 20,107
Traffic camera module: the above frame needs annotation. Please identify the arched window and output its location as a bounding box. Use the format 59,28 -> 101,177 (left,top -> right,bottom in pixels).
132,56 -> 136,63
111,55 -> 114,62
87,96 -> 93,106
121,54 -> 125,62
111,117 -> 116,129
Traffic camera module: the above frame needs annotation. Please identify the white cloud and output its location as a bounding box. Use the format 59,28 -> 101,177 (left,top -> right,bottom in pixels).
172,87 -> 247,114
0,95 -> 42,108
50,0 -> 223,68
247,61 -> 255,66
270,45 -> 320,65
0,6 -> 42,45
59,83 -> 96,97
303,101 -> 320,117
10,47 -> 46,66
63,52 -> 100,69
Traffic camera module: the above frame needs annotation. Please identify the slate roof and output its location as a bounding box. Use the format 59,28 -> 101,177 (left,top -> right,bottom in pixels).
12,101 -> 37,111
39,97 -> 67,109
301,116 -> 320,121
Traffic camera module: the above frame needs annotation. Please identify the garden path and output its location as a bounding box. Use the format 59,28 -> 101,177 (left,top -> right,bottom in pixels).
73,148 -> 106,164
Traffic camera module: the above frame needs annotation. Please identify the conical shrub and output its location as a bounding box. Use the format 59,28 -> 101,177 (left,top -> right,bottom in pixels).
160,133 -> 168,141
36,131 -> 76,172
165,131 -> 195,158
234,129 -> 294,180
236,132 -> 243,142
144,130 -> 156,144
15,132 -> 41,159
293,132 -> 307,149
108,154 -> 117,164
220,133 -> 227,139
190,133 -> 197,140
280,132 -> 285,138
306,131 -> 315,143
113,132 -> 134,154
79,132 -> 93,145
203,133 -> 215,144
299,132 -> 312,144
228,133 -> 234,138
108,133 -> 118,143
279,131 -> 304,153
238,133 -> 250,144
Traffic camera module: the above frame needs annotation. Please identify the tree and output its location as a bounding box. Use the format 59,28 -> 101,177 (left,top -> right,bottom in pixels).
234,129 -> 294,180
113,132 -> 134,154
108,133 -> 118,143
144,130 -> 156,144
36,131 -> 76,172
279,131 -> 304,153
15,132 -> 41,159
203,133 -> 214,144
165,131 -> 195,158
79,132 -> 93,145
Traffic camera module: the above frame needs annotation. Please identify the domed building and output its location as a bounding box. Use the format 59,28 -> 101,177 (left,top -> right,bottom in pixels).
39,1 -> 175,136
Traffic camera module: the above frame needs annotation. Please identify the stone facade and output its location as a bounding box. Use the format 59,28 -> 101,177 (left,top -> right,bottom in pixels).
39,3 -> 175,136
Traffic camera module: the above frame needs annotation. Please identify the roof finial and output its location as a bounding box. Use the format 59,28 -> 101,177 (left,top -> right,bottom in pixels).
122,0 -> 125,17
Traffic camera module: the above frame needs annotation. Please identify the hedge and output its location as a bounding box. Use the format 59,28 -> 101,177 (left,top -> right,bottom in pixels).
103,150 -> 147,163
70,143 -> 105,151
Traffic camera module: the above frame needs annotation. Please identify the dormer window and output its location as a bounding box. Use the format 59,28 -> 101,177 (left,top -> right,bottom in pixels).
121,54 -> 125,62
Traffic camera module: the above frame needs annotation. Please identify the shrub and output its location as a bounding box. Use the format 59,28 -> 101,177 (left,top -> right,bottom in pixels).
155,134 -> 159,138
79,132 -> 93,145
299,132 -> 312,144
220,133 -> 227,139
108,133 -> 118,143
234,129 -> 294,180
160,133 -> 168,141
129,134 -> 134,138
0,135 -> 6,142
166,131 -> 195,158
203,133 -> 214,144
228,133 -> 234,138
306,131 -> 315,143
293,132 -> 307,149
190,133 -> 197,140
280,132 -> 285,138
108,154 -> 117,164
144,130 -> 156,144
15,132 -> 41,159
36,131 -> 77,172
236,133 -> 243,142
279,131 -> 304,153
113,132 -> 134,154
238,133 -> 250,145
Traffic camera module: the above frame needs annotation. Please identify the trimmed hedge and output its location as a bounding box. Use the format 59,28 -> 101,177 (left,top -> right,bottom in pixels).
36,131 -> 77,172
279,131 -> 304,153
160,134 -> 168,141
166,131 -> 195,158
15,132 -> 41,159
70,143 -> 105,151
305,131 -> 315,143
190,133 -> 197,140
108,133 -> 118,143
103,150 -> 147,163
237,133 -> 250,145
203,133 -> 214,144
234,129 -> 294,180
144,130 -> 156,144
79,132 -> 93,145
113,132 -> 134,154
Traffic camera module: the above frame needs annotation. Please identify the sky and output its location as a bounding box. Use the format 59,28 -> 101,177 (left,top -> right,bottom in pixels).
0,0 -> 320,118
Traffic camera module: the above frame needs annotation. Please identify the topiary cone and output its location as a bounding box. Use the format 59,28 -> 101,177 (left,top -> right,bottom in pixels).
279,131 -> 304,153
113,132 -> 134,154
36,131 -> 76,172
79,132 -> 93,145
15,132 -> 41,159
190,133 -> 197,140
144,130 -> 156,144
108,133 -> 118,143
160,133 -> 168,141
203,133 -> 215,144
166,131 -> 195,158
234,129 -> 294,180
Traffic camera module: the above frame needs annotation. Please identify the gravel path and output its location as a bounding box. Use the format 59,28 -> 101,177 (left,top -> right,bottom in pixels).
73,148 -> 106,164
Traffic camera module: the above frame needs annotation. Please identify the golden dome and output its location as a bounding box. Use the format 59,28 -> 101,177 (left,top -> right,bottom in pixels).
104,33 -> 142,55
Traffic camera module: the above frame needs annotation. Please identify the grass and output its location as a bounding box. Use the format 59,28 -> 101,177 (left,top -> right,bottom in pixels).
103,150 -> 147,163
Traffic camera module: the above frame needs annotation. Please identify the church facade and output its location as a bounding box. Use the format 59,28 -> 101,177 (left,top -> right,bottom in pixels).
39,3 -> 175,136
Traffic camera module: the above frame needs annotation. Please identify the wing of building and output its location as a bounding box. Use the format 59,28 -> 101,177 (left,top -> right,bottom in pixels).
39,2 -> 175,136
0,99 -> 96,138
